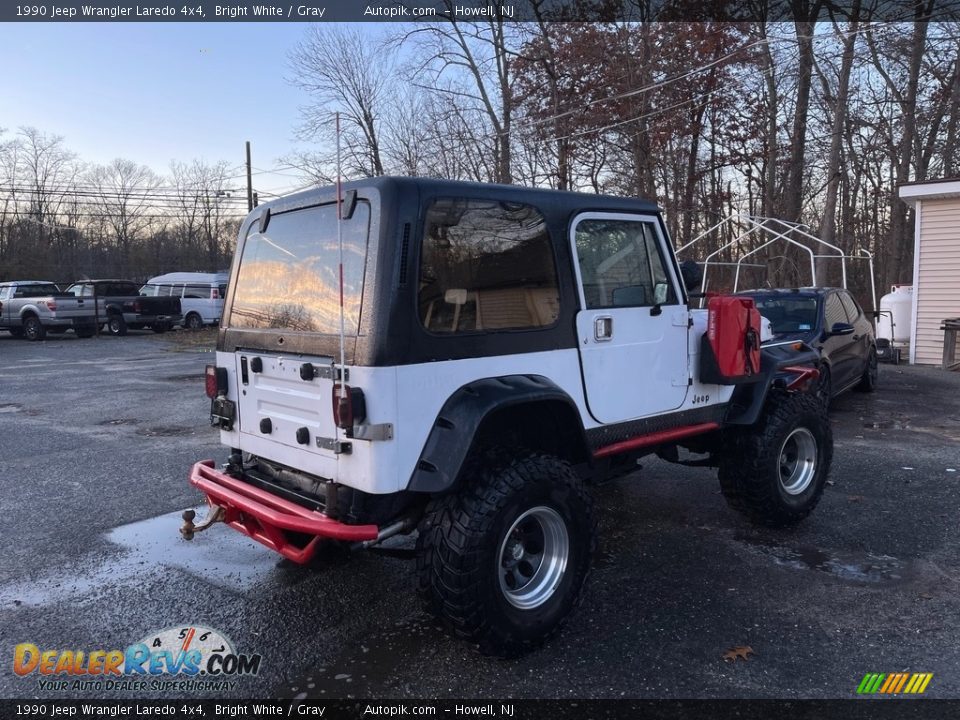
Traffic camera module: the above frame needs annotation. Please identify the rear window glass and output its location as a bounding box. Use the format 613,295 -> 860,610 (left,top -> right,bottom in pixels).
230,202 -> 370,334
13,284 -> 60,297
418,198 -> 559,333
753,296 -> 819,334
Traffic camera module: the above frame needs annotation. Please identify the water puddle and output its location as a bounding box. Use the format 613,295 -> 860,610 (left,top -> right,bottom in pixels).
164,374 -> 203,383
0,507 -> 285,607
279,616 -> 437,699
863,420 -> 911,430
137,426 -> 196,437
0,403 -> 23,413
735,535 -> 907,584
98,418 -> 140,426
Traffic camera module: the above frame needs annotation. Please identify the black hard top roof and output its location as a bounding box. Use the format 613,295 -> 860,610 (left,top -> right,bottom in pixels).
265,175 -> 661,215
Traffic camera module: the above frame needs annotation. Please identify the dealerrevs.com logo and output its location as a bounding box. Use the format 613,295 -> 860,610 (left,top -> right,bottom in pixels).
13,625 -> 262,693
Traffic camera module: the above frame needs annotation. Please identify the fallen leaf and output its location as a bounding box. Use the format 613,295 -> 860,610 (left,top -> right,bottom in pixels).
826,480 -> 835,486
847,495 -> 864,503
722,645 -> 755,662
918,592 -> 933,600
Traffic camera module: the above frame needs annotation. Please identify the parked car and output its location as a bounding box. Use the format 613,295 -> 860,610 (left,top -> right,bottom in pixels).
737,287 -> 878,405
0,280 -> 98,340
63,280 -> 182,336
140,272 -> 228,330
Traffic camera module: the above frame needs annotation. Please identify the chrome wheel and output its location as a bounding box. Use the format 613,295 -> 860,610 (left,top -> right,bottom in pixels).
779,427 -> 817,495
498,506 -> 569,610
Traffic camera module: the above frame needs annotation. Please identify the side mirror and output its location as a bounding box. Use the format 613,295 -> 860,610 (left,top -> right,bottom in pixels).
830,322 -> 855,336
653,282 -> 669,306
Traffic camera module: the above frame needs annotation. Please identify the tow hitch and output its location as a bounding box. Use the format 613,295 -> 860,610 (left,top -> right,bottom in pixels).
179,504 -> 225,541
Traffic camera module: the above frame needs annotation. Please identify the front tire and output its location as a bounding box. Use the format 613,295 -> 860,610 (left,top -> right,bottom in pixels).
855,348 -> 878,393
719,392 -> 833,527
815,364 -> 832,408
23,316 -> 45,341
416,452 -> 595,657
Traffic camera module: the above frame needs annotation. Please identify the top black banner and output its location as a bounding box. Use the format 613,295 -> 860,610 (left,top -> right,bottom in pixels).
3,0 -> 960,23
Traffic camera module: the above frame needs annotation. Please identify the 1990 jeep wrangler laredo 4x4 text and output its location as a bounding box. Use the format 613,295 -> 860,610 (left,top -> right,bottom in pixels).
184,177 -> 830,657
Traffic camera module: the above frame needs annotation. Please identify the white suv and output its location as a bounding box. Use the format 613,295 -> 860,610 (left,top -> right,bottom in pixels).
184,177 -> 831,657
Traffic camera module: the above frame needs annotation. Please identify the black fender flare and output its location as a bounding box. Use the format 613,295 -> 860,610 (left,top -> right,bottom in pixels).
406,375 -> 589,494
725,342 -> 821,426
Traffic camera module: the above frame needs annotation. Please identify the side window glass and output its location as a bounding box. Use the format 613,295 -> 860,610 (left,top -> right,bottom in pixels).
184,285 -> 207,299
824,294 -> 847,329
418,198 -> 559,333
839,292 -> 860,322
574,218 -> 677,309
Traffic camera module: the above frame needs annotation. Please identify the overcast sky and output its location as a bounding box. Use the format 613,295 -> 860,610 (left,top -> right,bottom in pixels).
0,22 -> 356,195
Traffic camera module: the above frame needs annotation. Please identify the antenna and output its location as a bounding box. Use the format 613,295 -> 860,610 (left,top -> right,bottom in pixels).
336,112 -> 348,415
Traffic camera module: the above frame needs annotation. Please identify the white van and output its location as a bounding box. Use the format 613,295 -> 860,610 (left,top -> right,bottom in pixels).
141,272 -> 228,329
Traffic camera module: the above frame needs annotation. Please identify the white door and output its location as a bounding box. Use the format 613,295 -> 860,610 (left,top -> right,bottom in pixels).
571,213 -> 689,424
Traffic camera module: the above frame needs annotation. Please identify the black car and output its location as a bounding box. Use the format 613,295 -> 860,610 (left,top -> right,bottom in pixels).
737,288 -> 878,405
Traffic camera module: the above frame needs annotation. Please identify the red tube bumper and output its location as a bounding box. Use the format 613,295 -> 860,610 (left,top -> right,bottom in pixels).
188,460 -> 379,564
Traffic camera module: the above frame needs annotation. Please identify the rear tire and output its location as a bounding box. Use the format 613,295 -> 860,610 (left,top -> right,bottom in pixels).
855,348 -> 878,393
9,327 -> 24,338
107,314 -> 127,336
75,325 -> 96,338
23,316 -> 45,341
719,392 -> 832,527
185,313 -> 204,330
416,452 -> 595,658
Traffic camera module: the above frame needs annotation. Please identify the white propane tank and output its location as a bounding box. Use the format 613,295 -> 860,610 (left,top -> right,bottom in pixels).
877,285 -> 913,344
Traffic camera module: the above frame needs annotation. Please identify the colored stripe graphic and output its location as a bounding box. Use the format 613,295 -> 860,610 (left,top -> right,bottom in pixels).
857,673 -> 933,694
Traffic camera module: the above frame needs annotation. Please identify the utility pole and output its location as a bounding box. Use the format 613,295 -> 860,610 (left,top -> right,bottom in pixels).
245,141 -> 253,212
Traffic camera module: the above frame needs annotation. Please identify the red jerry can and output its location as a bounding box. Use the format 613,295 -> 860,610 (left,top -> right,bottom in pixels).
706,296 -> 762,381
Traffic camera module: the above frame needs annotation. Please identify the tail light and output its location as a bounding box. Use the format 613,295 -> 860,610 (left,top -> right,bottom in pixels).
211,288 -> 219,299
332,384 -> 366,430
45,301 -> 57,311
205,365 -> 227,399
133,300 -> 142,313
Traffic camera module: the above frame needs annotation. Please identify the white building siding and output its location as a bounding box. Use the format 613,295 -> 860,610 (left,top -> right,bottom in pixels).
914,198 -> 960,365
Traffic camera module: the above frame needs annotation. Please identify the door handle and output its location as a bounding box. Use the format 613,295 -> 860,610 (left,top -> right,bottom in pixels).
594,316 -> 613,341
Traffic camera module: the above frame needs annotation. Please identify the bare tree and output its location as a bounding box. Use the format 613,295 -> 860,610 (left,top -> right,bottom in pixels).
85,159 -> 162,277
289,26 -> 392,177
171,159 -> 233,269
398,7 -> 517,184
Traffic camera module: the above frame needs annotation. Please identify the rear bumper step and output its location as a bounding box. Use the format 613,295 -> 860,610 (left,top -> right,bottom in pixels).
187,460 -> 378,564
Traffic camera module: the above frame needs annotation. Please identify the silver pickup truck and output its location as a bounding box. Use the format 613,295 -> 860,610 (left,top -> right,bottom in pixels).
0,281 -> 98,341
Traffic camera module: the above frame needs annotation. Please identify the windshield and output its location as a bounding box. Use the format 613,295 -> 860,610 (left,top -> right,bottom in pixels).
229,201 -> 370,334
753,296 -> 819,334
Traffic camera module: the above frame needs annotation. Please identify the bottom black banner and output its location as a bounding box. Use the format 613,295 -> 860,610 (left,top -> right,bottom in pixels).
1,699 -> 958,720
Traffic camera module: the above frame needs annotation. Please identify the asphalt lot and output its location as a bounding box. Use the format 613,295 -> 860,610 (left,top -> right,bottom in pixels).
0,330 -> 958,700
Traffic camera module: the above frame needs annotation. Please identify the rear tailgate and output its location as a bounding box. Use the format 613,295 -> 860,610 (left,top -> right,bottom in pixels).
47,295 -> 94,320
234,352 -> 340,460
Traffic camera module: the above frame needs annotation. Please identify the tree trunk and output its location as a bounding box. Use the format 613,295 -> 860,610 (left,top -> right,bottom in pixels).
819,1 -> 860,284
784,13 -> 818,223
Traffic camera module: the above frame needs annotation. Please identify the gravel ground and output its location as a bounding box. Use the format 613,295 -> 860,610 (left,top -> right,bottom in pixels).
0,330 -> 957,700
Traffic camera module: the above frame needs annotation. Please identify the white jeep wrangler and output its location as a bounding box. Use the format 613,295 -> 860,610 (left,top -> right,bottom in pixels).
184,177 -> 830,657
